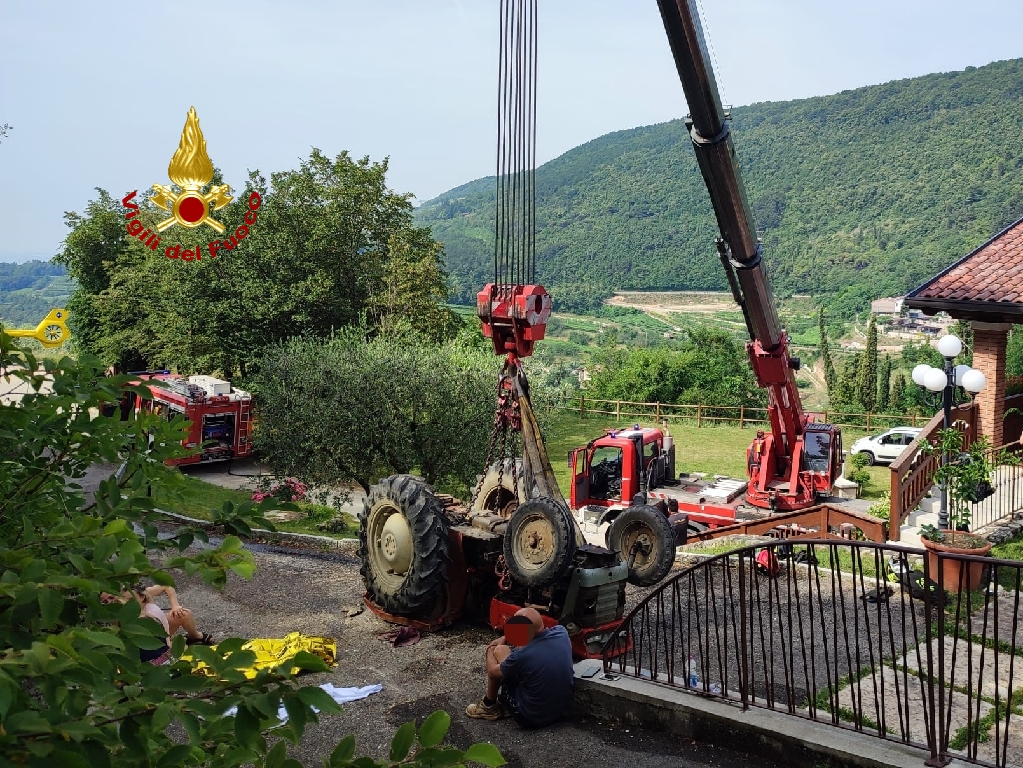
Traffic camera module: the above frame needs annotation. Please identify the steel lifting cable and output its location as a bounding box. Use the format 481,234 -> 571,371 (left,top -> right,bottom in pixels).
493,0 -> 538,288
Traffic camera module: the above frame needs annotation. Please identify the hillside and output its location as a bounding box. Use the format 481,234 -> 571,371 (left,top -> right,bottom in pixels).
0,261 -> 73,329
417,59 -> 1023,316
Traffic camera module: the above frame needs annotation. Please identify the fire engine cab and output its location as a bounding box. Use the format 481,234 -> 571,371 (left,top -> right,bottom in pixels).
570,425 -> 770,547
130,372 -> 253,466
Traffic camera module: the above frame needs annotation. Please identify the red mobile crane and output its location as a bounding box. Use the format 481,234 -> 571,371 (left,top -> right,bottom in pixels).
654,0 -> 842,512
357,0 -> 633,659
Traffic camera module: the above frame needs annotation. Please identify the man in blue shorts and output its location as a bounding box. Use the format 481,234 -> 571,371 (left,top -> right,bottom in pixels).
465,607 -> 574,728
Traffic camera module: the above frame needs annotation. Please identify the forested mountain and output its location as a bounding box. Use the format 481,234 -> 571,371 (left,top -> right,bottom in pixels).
417,59 -> 1023,317
0,261 -> 72,328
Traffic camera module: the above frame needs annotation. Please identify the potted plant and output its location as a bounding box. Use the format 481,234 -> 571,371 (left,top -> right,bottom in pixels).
918,429 -> 1015,592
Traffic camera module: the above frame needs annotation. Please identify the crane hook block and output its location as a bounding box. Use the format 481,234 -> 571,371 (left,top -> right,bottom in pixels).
477,283 -> 551,358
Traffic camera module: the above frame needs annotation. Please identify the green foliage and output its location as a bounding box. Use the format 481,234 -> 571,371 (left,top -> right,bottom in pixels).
900,341 -> 943,368
55,150 -> 455,377
847,451 -> 872,490
920,429 -> 1020,546
857,315 -> 878,412
891,373 -> 907,413
419,59 -> 1023,315
818,307 -> 836,394
585,327 -> 764,408
326,710 -> 505,767
250,330 -> 501,496
833,353 -> 860,409
1007,327 -> 1023,378
868,491 -> 891,521
0,261 -> 73,329
877,354 -> 892,413
0,334 -> 322,765
950,320 -> 975,366
0,332 -> 504,766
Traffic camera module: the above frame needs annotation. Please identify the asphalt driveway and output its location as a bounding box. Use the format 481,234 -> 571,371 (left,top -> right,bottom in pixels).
168,540 -> 785,768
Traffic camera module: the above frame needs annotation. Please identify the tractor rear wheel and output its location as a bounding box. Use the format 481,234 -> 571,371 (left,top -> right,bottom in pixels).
359,475 -> 450,616
607,505 -> 676,586
503,497 -> 576,587
471,458 -> 528,518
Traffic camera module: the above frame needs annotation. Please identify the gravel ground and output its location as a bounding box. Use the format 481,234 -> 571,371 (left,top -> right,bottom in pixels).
167,537 -> 787,768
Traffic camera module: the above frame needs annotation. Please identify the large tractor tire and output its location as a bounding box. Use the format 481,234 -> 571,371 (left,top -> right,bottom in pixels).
471,458 -> 528,518
503,497 -> 576,588
607,505 -> 676,587
359,475 -> 450,616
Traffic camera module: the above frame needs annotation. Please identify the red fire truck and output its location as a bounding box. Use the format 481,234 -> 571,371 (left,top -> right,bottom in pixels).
130,372 -> 253,466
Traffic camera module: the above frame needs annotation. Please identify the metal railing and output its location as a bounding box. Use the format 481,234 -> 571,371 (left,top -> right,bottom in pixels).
602,539 -> 1022,767
970,442 -> 1023,534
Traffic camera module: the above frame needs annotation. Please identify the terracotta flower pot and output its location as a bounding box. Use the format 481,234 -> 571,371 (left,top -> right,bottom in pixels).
921,533 -> 993,593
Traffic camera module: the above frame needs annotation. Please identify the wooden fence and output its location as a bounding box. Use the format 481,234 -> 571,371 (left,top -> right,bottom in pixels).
567,395 -> 928,432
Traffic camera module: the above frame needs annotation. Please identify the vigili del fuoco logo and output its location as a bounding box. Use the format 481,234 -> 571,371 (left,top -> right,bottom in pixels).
121,107 -> 261,262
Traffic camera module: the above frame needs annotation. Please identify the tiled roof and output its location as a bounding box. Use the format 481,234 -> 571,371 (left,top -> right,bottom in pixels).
906,216 -> 1023,315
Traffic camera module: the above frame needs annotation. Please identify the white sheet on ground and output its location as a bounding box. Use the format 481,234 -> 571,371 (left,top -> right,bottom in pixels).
224,683 -> 383,725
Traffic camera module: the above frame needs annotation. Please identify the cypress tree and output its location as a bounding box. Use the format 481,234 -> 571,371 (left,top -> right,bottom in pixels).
891,373 -> 906,413
818,307 -> 837,393
857,315 -> 878,412
877,354 -> 892,412
836,353 -> 860,407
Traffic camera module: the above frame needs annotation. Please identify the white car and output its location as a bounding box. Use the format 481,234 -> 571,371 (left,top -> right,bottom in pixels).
850,427 -> 922,466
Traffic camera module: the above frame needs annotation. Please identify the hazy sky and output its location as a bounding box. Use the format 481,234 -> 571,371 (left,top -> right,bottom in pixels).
2,0 -> 1022,262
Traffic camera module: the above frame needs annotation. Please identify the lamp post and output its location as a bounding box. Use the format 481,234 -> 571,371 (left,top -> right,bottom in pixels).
911,333 -> 987,530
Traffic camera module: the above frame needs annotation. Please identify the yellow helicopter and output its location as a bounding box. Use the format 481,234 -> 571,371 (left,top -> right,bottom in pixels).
4,309 -> 71,348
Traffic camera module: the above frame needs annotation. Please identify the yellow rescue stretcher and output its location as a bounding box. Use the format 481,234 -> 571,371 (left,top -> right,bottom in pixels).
182,632 -> 336,680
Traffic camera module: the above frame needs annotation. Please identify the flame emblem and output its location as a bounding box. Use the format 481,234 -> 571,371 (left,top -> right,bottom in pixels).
151,107 -> 233,233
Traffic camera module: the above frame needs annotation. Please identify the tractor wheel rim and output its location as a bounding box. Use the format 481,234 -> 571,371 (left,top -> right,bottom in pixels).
514,513 -> 554,568
369,502 -> 413,591
622,523 -> 654,566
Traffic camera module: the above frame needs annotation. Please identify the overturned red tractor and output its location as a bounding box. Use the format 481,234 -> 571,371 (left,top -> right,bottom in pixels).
359,362 -> 643,659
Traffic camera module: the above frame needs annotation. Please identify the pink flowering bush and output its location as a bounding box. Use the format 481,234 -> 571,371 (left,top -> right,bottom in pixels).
252,476 -> 308,504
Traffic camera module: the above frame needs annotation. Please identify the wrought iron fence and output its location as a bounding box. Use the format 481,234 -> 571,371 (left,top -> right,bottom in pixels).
602,539 -> 1023,767
971,443 -> 1023,534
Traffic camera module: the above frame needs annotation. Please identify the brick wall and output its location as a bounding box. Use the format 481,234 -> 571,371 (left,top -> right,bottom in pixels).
971,322 -> 1011,447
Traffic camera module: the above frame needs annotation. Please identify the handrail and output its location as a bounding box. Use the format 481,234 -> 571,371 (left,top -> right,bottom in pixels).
601,537 -> 1023,767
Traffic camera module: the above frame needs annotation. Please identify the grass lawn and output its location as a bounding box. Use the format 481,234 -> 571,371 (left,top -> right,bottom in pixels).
152,472 -> 358,539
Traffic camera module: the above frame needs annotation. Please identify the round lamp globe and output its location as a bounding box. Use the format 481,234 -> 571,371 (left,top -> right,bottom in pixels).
937,334 -> 963,359
924,367 -> 948,393
962,368 -> 987,394
912,364 -> 933,387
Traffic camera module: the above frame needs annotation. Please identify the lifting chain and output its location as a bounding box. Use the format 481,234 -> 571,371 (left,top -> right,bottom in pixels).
469,376 -> 509,510
470,362 -> 526,513
495,555 -> 513,591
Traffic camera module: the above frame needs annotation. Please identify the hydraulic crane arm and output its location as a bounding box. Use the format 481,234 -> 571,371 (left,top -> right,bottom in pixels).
656,0 -> 831,510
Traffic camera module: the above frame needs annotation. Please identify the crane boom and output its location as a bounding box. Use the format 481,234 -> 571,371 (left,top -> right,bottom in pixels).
655,0 -> 839,511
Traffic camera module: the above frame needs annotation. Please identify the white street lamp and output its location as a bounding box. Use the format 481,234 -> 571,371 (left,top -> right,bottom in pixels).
913,333 -> 987,530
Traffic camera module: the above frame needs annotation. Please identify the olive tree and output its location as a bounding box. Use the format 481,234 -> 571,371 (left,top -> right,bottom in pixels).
252,332 -> 500,497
